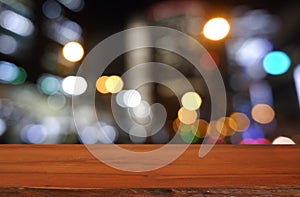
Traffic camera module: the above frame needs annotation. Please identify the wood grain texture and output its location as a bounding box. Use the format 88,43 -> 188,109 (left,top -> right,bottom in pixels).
0,145 -> 299,195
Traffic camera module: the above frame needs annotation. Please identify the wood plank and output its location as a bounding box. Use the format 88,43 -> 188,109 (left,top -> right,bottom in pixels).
0,145 -> 299,192
1,187 -> 300,197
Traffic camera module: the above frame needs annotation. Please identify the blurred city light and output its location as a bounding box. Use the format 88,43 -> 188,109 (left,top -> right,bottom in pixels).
181,92 -> 202,111
11,67 -> 27,85
178,107 -> 197,125
235,38 -> 272,68
58,0 -> 85,12
0,118 -> 6,136
229,112 -> 250,132
45,18 -> 82,45
62,76 -> 87,95
0,34 -> 18,55
96,76 -> 109,94
251,104 -> 275,124
180,124 -> 199,143
98,124 -> 118,144
79,126 -> 98,144
203,17 -> 230,41
0,1 -> 299,145
0,61 -> 19,84
272,136 -> 295,145
105,75 -> 124,94
263,51 -> 291,75
129,100 -> 151,119
62,41 -> 84,62
195,119 -> 208,138
21,124 -> 48,144
0,9 -> 34,37
294,65 -> 300,108
38,74 -> 61,95
42,0 -> 62,19
122,90 -> 142,108
216,117 -> 236,137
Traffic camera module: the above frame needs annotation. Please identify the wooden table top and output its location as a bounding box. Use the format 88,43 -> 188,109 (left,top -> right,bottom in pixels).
0,145 -> 299,196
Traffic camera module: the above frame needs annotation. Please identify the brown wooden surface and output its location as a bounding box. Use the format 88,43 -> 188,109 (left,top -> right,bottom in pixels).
0,145 -> 299,196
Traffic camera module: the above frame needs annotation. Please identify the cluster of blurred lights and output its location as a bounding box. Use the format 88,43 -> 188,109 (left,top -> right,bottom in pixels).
96,75 -> 124,94
45,19 -> 83,45
0,61 -> 27,85
174,91 -> 204,143
0,3 -> 299,146
38,74 -> 87,97
172,105 -> 279,144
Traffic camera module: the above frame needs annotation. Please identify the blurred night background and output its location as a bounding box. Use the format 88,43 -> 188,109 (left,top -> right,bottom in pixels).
0,0 -> 299,144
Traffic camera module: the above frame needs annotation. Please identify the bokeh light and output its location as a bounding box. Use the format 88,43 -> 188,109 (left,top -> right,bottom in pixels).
272,136 -> 296,145
42,0 -> 62,19
294,64 -> 300,107
216,117 -> 236,136
229,112 -> 250,131
98,124 -> 118,144
38,75 -> 60,95
263,51 -> 291,75
105,75 -> 124,94
21,124 -> 48,144
129,100 -> 151,119
0,10 -> 34,37
241,138 -> 271,144
116,90 -> 128,108
79,126 -> 98,144
0,61 -> 19,84
172,118 -> 181,132
123,90 -> 142,108
0,118 -> 7,136
62,76 -> 87,95
203,17 -> 230,41
96,76 -> 109,94
47,93 -> 66,110
11,67 -> 27,85
235,38 -> 272,67
178,107 -> 197,125
58,0 -> 85,12
0,34 -> 18,55
181,91 -> 202,111
195,119 -> 209,138
251,104 -> 275,124
180,124 -> 199,143
62,41 -> 84,62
